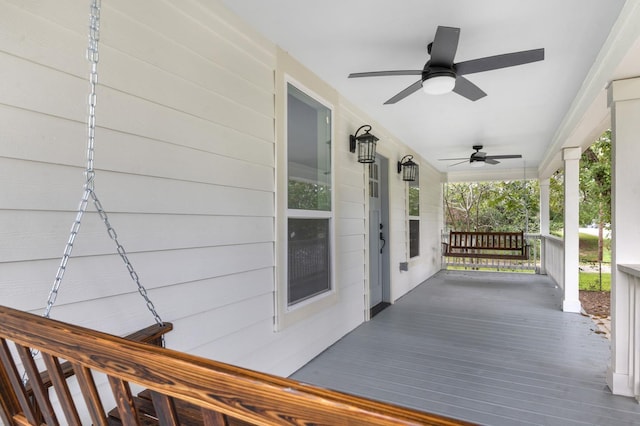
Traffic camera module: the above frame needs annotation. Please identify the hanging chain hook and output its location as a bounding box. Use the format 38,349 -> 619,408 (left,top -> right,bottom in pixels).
43,0 -> 163,328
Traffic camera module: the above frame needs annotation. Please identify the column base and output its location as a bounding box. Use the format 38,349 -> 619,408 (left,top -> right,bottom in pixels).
607,367 -> 635,397
562,299 -> 582,313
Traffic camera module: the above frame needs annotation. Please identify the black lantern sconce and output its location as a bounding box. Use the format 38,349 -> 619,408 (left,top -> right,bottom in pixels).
349,125 -> 379,163
397,155 -> 418,182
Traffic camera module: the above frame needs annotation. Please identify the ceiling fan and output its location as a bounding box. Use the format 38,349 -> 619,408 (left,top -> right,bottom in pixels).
348,26 -> 544,104
439,145 -> 522,167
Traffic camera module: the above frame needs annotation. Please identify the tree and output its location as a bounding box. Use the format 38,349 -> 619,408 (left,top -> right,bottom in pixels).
444,180 -> 539,233
549,170 -> 564,234
579,130 -> 611,288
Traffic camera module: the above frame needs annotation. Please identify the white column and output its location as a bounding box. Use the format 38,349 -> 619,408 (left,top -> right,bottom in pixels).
607,76 -> 640,396
562,147 -> 581,313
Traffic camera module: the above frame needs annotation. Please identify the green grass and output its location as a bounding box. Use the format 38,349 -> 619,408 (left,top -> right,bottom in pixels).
579,232 -> 611,263
579,272 -> 611,291
578,233 -> 611,291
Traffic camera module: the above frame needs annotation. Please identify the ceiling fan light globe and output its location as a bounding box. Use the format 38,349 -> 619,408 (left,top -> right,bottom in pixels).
470,159 -> 485,168
422,75 -> 456,95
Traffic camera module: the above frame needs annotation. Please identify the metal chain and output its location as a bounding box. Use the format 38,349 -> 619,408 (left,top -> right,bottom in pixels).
44,0 -> 163,327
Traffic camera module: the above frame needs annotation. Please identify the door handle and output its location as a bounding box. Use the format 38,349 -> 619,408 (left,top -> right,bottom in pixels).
379,232 -> 386,253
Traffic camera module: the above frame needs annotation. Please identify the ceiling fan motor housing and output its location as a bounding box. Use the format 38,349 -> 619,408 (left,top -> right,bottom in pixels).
422,64 -> 456,94
470,145 -> 484,162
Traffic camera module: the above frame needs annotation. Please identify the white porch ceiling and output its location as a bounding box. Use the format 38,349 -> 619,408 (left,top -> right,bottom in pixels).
221,0 -> 640,180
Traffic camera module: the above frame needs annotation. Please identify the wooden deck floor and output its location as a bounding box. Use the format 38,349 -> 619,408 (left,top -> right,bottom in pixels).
291,270 -> 640,425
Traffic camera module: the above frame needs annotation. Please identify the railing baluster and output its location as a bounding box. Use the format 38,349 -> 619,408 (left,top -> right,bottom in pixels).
149,390 -> 180,426
0,355 -> 17,426
16,344 -> 59,425
201,407 -> 229,426
108,376 -> 140,426
41,353 -> 82,425
72,362 -> 109,426
0,339 -> 38,424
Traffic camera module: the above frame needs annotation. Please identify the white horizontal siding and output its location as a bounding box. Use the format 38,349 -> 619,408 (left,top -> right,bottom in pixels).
0,0 -> 279,369
0,0 -> 444,389
0,105 -> 274,170
4,243 -> 273,311
0,211 -> 273,262
242,280 -> 366,376
0,159 -> 273,214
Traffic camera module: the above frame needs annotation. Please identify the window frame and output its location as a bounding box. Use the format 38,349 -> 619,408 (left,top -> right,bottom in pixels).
276,74 -> 337,330
408,165 -> 420,259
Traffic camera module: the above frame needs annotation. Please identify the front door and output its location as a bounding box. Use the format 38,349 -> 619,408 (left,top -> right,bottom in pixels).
368,156 -> 389,316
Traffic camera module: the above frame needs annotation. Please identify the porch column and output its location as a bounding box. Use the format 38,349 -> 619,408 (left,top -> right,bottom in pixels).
539,178 -> 550,275
606,76 -> 640,397
562,147 -> 581,313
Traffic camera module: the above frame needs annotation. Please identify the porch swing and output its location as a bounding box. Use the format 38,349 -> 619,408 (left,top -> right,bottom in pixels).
441,169 -> 531,262
0,2 -> 466,425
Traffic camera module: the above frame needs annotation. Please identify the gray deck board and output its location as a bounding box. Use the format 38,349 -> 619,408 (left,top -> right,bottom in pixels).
291,271 -> 640,425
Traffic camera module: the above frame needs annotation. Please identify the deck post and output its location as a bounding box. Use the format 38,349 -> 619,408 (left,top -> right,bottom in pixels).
562,147 -> 582,313
607,76 -> 640,397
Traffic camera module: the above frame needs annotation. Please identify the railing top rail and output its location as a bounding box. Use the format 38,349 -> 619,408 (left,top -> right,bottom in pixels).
0,305 -> 471,426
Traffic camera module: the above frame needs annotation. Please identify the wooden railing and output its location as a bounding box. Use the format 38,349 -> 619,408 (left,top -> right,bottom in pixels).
0,305 -> 473,426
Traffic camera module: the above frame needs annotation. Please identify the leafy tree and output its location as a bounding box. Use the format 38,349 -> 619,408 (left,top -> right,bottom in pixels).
444,180 -> 538,233
579,130 -> 611,288
580,130 -> 611,230
549,170 -> 564,234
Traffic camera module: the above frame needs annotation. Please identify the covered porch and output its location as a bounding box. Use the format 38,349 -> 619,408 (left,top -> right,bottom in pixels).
292,270 -> 640,425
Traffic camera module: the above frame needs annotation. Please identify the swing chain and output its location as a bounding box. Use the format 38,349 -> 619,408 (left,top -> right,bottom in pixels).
91,192 -> 164,326
44,0 -> 163,328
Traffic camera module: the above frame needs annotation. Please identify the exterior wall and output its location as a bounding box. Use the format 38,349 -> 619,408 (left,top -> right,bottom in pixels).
0,0 -> 442,378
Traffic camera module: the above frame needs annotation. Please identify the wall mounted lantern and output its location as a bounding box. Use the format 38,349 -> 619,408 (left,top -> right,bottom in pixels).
349,125 -> 379,163
397,155 -> 418,181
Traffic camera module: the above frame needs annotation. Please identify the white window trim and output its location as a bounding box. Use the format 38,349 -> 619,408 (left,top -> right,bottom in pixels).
275,75 -> 337,331
408,166 -> 421,259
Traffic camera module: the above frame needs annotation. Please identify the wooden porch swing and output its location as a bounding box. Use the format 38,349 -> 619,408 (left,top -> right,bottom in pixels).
442,231 -> 530,261
1,2 -> 470,425
0,305 -> 469,426
442,180 -> 531,262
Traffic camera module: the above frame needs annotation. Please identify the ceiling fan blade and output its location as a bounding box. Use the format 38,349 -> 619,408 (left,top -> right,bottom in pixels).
348,70 -> 422,78
430,26 -> 460,66
485,154 -> 522,160
438,157 -> 467,161
448,159 -> 469,167
383,80 -> 423,104
452,76 -> 487,101
485,158 -> 500,165
455,48 -> 545,76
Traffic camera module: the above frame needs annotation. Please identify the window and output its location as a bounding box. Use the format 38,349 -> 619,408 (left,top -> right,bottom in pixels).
286,83 -> 332,306
408,167 -> 420,258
